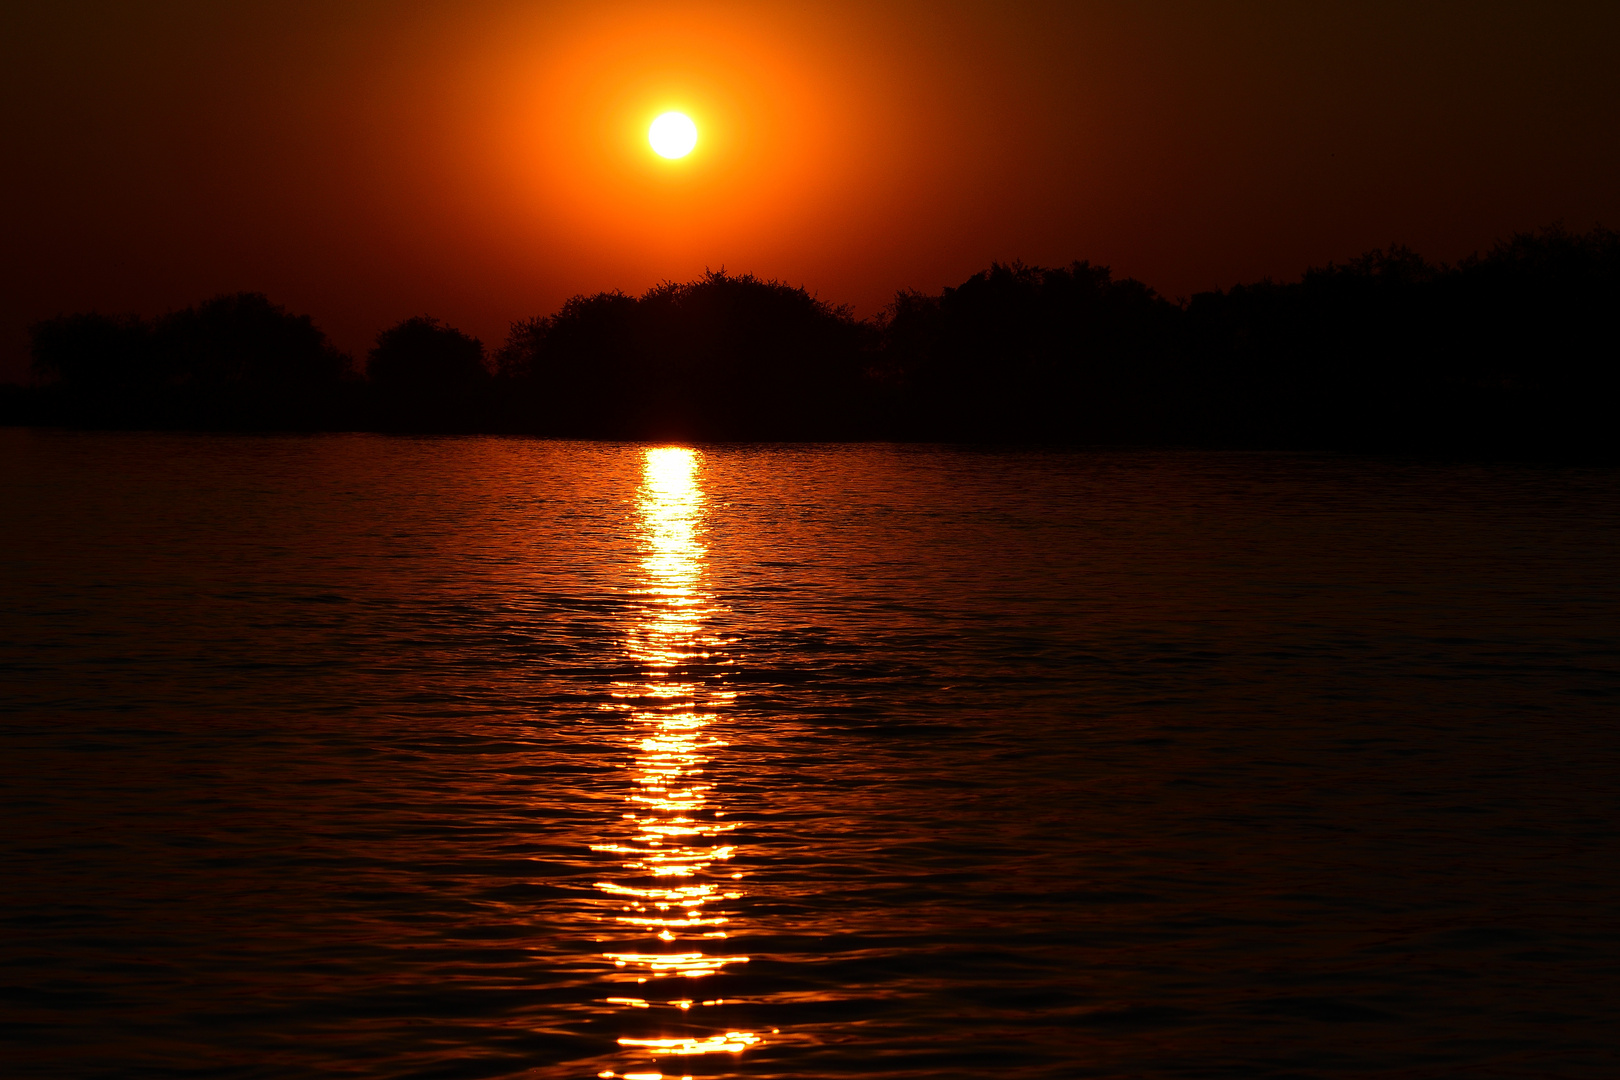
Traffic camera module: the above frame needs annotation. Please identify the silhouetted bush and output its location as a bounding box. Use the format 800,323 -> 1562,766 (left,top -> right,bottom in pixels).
368,316 -> 489,431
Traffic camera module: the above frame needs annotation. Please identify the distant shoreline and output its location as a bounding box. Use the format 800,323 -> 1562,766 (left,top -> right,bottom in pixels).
5,227 -> 1616,459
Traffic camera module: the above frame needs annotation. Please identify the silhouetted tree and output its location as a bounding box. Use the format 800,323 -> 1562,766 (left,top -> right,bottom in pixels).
368,316 -> 489,431
876,261 -> 1185,441
153,292 -> 353,428
1444,226 -> 1620,454
31,312 -> 153,389
1182,227 -> 1620,453
497,291 -> 639,435
28,312 -> 156,425
497,271 -> 877,439
25,293 -> 353,430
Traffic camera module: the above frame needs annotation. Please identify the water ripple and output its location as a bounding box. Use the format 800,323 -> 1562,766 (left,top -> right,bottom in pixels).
1,432 -> 1619,1078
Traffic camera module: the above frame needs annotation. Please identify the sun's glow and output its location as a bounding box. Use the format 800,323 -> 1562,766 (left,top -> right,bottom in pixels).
495,9 -> 888,254
649,112 -> 698,159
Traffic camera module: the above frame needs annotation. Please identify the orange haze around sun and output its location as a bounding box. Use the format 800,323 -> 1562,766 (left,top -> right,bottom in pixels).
422,5 -> 930,283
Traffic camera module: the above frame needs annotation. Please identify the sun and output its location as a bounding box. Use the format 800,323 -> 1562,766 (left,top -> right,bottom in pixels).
648,111 -> 698,159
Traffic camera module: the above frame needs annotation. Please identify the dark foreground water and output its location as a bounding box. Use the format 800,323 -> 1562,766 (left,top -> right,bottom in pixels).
2,431 -> 1619,1079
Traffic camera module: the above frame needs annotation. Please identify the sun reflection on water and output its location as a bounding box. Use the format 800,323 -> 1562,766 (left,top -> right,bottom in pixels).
594,447 -> 760,1075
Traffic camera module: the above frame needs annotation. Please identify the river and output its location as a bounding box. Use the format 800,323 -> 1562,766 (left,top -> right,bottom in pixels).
2,430 -> 1618,1078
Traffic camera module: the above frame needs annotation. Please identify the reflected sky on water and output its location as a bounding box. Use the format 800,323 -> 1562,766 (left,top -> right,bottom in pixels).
2,432 -> 1619,1079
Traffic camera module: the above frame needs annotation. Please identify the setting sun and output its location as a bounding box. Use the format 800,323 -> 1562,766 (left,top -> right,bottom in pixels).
649,111 -> 698,159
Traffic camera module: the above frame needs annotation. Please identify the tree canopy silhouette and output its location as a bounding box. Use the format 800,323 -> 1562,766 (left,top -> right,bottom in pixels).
875,260 -> 1185,441
1182,226 -> 1620,452
368,316 -> 489,431
8,228 -> 1617,457
496,270 -> 876,439
26,292 -> 352,429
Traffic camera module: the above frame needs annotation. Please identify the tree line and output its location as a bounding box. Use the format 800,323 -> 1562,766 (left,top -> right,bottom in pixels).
6,227 -> 1617,455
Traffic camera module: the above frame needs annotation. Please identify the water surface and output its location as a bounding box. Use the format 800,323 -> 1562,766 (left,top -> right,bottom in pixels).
2,431 -> 1618,1078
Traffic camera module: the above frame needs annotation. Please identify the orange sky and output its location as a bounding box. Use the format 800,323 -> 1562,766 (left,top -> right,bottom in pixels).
4,1 -> 1618,378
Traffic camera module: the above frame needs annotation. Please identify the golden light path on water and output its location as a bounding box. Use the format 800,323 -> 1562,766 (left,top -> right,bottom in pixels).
593,447 -> 762,1080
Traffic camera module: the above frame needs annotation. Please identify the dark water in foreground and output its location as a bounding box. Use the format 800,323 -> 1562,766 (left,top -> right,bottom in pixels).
3,431 -> 1619,1079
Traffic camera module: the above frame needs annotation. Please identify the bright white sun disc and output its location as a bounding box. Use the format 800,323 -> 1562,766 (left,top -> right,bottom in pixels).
649,112 -> 697,159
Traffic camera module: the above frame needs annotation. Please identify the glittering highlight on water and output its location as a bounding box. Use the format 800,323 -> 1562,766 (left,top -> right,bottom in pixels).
593,447 -> 762,1071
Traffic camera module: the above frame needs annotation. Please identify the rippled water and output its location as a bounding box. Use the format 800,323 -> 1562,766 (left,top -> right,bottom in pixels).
3,430 -> 1619,1079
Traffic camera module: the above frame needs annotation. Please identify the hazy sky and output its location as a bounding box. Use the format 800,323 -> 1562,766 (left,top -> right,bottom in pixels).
4,0 -> 1618,377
